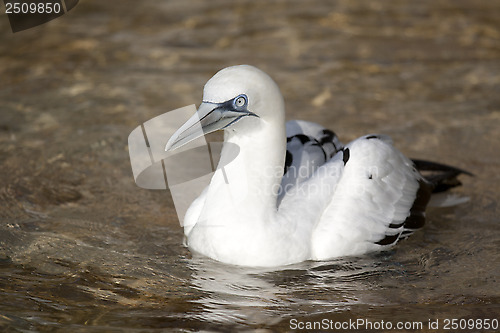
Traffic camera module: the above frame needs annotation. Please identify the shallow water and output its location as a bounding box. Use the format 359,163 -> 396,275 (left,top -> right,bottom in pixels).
1,0 -> 499,331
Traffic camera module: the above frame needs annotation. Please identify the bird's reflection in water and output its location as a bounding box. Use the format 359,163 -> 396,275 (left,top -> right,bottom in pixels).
185,254 -> 391,326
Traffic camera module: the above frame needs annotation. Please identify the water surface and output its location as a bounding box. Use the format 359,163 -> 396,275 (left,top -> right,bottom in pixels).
1,0 -> 499,331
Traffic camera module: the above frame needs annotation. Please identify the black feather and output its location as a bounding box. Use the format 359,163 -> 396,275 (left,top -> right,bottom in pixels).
412,159 -> 473,193
342,148 -> 350,165
287,134 -> 311,144
284,150 -> 293,175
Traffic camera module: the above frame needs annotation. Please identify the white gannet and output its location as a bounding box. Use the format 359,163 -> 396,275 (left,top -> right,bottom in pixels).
165,65 -> 470,267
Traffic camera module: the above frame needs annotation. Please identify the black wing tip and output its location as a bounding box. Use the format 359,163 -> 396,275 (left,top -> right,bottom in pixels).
411,159 -> 474,177
411,159 -> 473,193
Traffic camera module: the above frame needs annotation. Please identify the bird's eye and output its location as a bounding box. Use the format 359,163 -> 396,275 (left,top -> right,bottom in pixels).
234,95 -> 247,108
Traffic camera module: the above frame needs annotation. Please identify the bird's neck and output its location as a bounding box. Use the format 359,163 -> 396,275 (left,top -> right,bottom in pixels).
201,119 -> 286,225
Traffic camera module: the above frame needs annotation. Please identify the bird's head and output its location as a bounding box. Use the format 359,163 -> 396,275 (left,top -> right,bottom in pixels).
165,65 -> 284,151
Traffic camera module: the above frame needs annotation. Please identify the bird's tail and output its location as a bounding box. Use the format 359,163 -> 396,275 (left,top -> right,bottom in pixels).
412,159 -> 473,207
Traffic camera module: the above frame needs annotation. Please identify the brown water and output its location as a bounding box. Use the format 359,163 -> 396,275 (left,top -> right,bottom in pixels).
1,0 -> 499,331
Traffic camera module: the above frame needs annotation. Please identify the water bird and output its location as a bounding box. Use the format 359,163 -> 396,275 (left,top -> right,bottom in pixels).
165,65 -> 471,267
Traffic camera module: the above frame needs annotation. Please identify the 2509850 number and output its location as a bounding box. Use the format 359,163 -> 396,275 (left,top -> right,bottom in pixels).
443,318 -> 498,330
5,2 -> 62,14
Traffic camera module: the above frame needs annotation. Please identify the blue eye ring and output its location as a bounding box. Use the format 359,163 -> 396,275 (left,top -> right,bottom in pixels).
233,94 -> 248,108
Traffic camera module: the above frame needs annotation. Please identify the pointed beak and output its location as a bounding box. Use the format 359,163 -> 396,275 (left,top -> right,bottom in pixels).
165,101 -> 257,151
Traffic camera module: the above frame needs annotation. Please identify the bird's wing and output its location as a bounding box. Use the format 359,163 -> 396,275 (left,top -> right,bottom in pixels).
279,120 -> 343,203
310,134 -> 432,260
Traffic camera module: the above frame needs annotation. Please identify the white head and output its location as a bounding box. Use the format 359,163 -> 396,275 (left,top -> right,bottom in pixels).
165,65 -> 285,151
